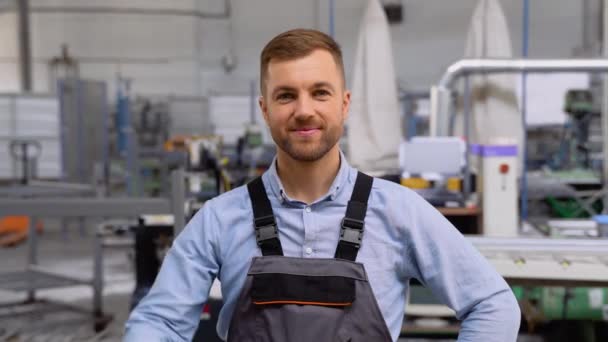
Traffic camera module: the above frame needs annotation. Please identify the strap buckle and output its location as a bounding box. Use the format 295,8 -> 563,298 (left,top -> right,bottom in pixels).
255,215 -> 279,246
339,218 -> 364,248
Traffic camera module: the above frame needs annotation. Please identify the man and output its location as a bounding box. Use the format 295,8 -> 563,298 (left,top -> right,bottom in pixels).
125,28 -> 520,341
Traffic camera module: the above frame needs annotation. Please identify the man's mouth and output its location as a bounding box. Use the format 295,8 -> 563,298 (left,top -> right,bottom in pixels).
292,127 -> 320,137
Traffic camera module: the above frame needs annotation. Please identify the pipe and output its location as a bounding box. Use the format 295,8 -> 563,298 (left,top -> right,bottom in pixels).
439,59 -> 608,89
520,0 -> 530,221
329,0 -> 335,37
171,168 -> 186,236
463,76 -> 471,205
17,0 -> 32,92
581,0 -> 602,54
583,0 -> 593,51
249,79 -> 256,124
432,58 -> 608,136
603,0 -> 608,213
9,5 -> 231,19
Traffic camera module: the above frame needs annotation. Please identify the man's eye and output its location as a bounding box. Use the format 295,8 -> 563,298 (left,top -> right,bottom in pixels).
277,93 -> 295,101
314,90 -> 330,98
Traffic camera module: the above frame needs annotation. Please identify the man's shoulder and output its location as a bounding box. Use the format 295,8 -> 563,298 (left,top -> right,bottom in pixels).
365,174 -> 433,216
369,175 -> 417,198
205,184 -> 250,211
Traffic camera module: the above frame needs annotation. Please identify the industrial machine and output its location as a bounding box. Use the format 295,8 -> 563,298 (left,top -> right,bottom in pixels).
128,137 -> 231,341
422,57 -> 608,341
128,212 -> 223,342
561,89 -> 600,170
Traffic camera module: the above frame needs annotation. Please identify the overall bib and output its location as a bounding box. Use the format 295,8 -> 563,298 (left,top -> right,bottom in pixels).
227,172 -> 393,342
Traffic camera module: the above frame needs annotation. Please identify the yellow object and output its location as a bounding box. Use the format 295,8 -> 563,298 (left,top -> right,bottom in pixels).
400,177 -> 430,189
446,177 -> 462,192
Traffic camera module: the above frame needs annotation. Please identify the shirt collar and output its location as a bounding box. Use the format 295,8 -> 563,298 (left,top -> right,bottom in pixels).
263,150 -> 354,205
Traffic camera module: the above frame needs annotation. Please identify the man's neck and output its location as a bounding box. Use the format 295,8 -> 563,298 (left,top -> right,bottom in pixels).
276,147 -> 341,204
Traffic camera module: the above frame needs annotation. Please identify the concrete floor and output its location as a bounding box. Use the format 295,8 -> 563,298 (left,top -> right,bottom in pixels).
0,220 -> 541,341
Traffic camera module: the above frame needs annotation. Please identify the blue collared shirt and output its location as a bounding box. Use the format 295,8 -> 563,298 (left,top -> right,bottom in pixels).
125,153 -> 520,341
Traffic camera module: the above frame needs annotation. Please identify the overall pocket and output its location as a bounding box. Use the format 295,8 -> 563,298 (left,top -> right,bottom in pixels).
251,273 -> 355,307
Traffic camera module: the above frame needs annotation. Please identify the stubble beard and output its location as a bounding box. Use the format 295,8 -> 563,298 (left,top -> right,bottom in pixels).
276,124 -> 343,162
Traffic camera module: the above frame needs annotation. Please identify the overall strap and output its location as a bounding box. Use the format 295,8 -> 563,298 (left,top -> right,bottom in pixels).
334,172 -> 373,261
247,177 -> 284,256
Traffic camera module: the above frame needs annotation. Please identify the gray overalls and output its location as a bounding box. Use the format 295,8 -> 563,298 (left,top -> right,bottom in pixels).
227,172 -> 393,342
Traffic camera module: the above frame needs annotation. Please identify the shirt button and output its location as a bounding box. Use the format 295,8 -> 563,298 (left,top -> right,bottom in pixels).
305,247 -> 313,255
305,206 -> 311,213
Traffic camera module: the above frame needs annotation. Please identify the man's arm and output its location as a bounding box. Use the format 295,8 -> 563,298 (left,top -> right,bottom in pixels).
403,191 -> 521,341
124,201 -> 222,341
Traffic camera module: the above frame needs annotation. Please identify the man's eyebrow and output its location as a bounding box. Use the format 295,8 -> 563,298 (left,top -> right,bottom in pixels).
270,82 -> 335,97
271,85 -> 297,97
312,82 -> 335,91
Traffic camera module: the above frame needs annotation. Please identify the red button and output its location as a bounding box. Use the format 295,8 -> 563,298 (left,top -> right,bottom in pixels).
499,164 -> 509,174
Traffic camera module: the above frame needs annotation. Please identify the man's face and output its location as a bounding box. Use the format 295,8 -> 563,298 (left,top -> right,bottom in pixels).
260,49 -> 350,162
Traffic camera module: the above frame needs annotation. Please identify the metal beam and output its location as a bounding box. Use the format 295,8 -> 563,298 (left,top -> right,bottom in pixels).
488,258 -> 608,287
468,236 -> 608,254
16,0 -> 32,92
0,198 -> 171,217
171,168 -> 186,235
603,0 -> 608,213
469,236 -> 608,286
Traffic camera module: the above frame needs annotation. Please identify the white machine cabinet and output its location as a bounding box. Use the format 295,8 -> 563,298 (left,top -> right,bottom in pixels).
471,144 -> 518,237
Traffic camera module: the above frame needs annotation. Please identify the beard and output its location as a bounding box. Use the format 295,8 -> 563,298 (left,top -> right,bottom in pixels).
272,120 -> 343,162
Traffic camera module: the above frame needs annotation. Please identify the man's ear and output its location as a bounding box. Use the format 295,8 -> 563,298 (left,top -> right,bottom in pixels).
259,96 -> 270,124
342,90 -> 351,121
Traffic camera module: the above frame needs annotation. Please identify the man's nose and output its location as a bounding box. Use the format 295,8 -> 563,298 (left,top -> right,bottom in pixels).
294,94 -> 315,118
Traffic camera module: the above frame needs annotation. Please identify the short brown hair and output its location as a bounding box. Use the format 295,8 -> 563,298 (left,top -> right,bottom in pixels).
259,28 -> 345,95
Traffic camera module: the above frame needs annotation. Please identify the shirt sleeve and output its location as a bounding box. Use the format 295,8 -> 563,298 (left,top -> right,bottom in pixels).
124,200 -> 222,341
403,190 -> 521,341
